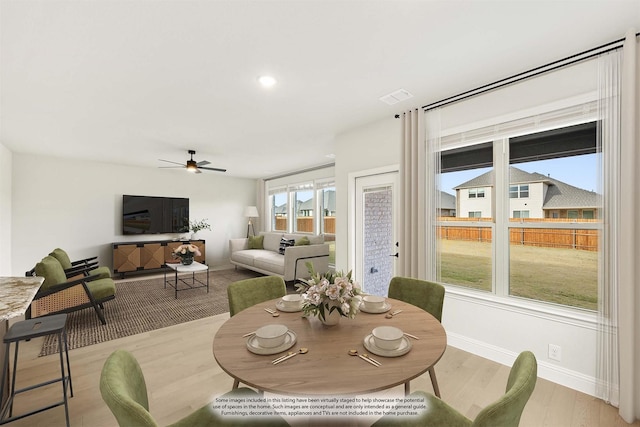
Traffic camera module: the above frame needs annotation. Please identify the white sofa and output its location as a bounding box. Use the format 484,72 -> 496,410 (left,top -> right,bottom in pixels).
229,231 -> 330,282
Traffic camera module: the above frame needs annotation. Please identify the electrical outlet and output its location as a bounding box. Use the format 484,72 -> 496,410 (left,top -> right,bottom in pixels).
548,344 -> 562,362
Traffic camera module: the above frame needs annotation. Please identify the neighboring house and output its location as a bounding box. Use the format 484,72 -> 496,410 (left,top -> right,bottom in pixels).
291,189 -> 336,217
439,191 -> 456,217
455,166 -> 601,219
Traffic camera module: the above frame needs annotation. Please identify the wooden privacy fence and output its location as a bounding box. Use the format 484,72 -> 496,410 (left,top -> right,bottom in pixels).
438,217 -> 599,251
274,217 -> 335,234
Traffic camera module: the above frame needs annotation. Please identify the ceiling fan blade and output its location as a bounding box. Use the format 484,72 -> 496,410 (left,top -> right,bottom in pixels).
159,166 -> 185,169
196,160 -> 211,166
199,166 -> 227,172
195,168 -> 202,174
158,159 -> 185,166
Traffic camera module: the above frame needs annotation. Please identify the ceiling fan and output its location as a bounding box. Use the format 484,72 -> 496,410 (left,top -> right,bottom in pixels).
158,150 -> 226,173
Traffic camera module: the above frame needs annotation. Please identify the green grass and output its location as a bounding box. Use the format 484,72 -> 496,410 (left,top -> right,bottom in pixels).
439,240 -> 598,311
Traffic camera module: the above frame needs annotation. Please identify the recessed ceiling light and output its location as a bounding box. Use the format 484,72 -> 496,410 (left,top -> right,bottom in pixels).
258,75 -> 277,88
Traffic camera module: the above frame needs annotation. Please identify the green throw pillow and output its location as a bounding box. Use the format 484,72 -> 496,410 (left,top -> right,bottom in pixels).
248,235 -> 264,249
294,236 -> 310,246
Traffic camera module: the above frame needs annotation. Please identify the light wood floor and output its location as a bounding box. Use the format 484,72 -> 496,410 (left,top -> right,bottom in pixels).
3,312 -> 638,427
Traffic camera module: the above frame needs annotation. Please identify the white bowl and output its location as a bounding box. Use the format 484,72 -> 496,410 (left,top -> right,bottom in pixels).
255,324 -> 289,348
281,294 -> 303,308
371,326 -> 404,350
362,295 -> 386,310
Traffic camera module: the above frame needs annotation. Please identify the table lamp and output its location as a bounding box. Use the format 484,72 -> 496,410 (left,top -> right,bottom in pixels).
244,206 -> 259,237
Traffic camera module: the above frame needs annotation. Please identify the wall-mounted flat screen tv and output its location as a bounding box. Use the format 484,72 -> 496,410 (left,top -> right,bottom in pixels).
122,195 -> 189,235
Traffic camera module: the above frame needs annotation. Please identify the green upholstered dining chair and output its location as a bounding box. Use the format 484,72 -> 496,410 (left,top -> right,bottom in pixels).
100,349 -> 289,427
388,276 -> 445,397
50,248 -> 112,280
226,275 -> 287,389
372,350 -> 537,427
227,276 -> 287,317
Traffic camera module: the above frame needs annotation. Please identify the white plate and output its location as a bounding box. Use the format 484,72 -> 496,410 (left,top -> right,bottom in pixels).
363,334 -> 412,357
359,302 -> 392,314
276,300 -> 303,313
247,330 -> 297,355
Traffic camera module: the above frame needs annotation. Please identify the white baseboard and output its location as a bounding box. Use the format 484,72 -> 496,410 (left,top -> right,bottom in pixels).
447,332 -> 597,397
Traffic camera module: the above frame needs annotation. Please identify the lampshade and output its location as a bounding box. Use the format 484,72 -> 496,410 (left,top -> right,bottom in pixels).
244,206 -> 259,218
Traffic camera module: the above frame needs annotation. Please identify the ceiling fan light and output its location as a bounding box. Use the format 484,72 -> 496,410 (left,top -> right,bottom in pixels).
186,160 -> 198,172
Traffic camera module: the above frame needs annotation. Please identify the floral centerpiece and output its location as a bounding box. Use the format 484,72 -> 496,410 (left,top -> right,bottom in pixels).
172,243 -> 201,265
297,262 -> 362,325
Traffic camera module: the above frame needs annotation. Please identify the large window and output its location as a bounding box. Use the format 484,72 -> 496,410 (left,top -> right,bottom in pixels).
437,122 -> 601,310
317,182 -> 336,265
267,179 -> 336,266
270,189 -> 288,231
292,183 -> 314,233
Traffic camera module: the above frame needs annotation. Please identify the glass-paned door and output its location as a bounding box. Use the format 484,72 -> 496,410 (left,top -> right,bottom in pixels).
355,172 -> 398,296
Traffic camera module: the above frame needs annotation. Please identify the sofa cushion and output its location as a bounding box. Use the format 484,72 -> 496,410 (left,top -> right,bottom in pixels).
247,235 -> 264,249
254,252 -> 285,275
232,249 -> 270,266
261,232 -> 284,252
294,236 -> 310,246
278,238 -> 295,254
284,233 -> 324,245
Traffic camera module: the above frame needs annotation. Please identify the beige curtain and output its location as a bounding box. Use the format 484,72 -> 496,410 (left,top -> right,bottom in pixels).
597,47 -> 622,408
398,109 -> 426,279
617,29 -> 639,423
256,179 -> 265,233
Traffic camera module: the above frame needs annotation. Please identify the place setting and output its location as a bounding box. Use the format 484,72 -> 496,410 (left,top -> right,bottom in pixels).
276,294 -> 304,312
358,295 -> 392,314
363,326 -> 413,357
245,324 -> 297,355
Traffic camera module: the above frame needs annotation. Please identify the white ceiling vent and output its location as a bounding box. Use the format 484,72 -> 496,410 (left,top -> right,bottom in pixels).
379,89 -> 413,105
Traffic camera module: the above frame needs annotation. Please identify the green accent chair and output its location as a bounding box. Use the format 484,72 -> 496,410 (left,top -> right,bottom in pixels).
388,276 -> 445,396
100,349 -> 289,427
227,275 -> 287,389
372,351 -> 538,427
50,248 -> 112,280
227,276 -> 287,317
26,255 -> 116,324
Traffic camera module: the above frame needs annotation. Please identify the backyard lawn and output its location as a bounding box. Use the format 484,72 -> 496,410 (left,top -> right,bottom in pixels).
439,239 -> 598,311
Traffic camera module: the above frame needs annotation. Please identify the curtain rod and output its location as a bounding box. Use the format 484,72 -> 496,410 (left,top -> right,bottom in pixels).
421,32 -> 639,112
264,162 -> 335,181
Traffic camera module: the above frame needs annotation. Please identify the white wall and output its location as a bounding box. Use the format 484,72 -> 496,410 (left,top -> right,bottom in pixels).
0,143 -> 12,276
334,115 -> 400,274
11,153 -> 256,276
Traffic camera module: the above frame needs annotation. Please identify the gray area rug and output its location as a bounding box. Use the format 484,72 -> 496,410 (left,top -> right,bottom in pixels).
40,268 -> 263,356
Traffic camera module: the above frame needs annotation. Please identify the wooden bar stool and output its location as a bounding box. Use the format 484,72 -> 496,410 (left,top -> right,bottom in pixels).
0,313 -> 72,426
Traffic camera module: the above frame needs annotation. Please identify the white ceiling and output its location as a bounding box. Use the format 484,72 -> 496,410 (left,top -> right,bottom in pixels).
2,1 -> 639,179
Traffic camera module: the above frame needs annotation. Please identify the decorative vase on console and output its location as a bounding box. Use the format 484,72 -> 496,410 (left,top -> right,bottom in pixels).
189,218 -> 211,241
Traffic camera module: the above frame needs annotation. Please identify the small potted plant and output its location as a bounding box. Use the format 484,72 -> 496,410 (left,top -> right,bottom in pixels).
189,218 -> 211,239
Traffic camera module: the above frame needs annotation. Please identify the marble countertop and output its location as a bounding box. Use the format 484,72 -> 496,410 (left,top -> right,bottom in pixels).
0,276 -> 44,321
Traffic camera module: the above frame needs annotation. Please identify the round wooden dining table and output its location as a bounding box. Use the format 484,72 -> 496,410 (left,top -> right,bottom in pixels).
212,297 -> 447,396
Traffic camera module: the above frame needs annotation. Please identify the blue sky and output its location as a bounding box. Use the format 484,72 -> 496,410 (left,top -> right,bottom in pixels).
441,154 -> 599,195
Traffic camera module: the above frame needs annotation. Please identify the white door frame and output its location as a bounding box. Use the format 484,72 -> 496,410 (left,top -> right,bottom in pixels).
348,165 -> 399,285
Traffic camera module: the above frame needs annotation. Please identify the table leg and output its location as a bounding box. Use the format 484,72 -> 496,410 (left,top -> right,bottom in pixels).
174,269 -> 178,299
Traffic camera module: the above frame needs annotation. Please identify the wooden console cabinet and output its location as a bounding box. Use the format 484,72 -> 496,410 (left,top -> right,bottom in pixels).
112,239 -> 206,278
